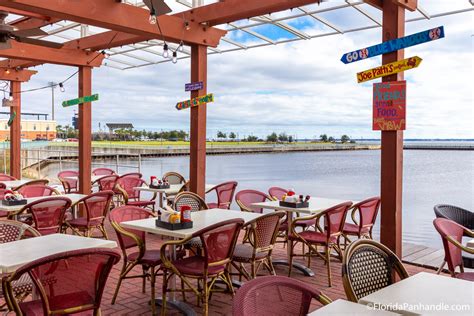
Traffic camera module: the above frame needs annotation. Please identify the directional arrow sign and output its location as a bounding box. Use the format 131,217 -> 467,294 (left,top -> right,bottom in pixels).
62,94 -> 99,107
176,93 -> 214,110
357,56 -> 422,83
341,26 -> 444,64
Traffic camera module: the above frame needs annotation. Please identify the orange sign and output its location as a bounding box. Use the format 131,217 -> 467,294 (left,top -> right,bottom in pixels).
373,81 -> 406,131
357,56 -> 422,83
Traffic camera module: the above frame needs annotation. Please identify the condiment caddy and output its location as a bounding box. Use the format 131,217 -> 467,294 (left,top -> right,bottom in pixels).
279,189 -> 310,208
149,176 -> 170,189
2,191 -> 27,206
156,205 -> 193,230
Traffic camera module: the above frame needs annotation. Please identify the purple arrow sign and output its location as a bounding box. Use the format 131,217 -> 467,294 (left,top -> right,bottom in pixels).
185,81 -> 204,92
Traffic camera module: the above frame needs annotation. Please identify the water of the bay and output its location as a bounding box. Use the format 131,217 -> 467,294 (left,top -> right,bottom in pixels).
43,149 -> 473,249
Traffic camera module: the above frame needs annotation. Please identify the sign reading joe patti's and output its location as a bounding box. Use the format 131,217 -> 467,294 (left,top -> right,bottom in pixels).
373,81 -> 406,131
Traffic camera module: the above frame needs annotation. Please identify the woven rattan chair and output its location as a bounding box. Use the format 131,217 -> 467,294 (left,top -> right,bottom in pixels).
433,218 -> 474,280
173,191 -> 208,212
162,171 -> 186,185
64,191 -> 114,238
92,167 -> 116,176
231,212 -> 285,280
16,184 -> 60,198
205,181 -> 238,209
434,204 -> 474,232
342,239 -> 409,302
12,196 -> 72,235
3,248 -> 120,316
289,201 -> 353,287
0,174 -> 16,181
116,177 -> 156,210
232,275 -> 332,316
110,206 -> 162,315
342,197 -> 381,245
93,174 -> 119,191
0,220 -> 40,312
161,218 -> 244,315
57,170 -> 79,193
12,179 -> 49,192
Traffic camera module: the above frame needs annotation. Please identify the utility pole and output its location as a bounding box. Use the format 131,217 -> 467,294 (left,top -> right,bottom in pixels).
48,82 -> 56,120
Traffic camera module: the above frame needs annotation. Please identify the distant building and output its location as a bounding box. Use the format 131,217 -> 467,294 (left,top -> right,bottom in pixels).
106,123 -> 134,134
0,119 -> 57,141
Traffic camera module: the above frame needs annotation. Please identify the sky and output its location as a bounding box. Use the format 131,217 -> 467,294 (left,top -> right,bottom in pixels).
7,1 -> 474,140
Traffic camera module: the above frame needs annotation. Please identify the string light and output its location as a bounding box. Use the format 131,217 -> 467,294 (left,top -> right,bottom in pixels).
172,51 -> 178,64
179,41 -> 184,52
185,21 -> 191,31
163,43 -> 169,58
5,69 -> 10,75
59,82 -> 65,92
8,92 -> 13,101
149,6 -> 157,24
101,50 -> 110,58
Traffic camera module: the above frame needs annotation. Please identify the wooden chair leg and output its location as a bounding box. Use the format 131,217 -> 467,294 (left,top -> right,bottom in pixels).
203,276 -> 209,316
150,266 -> 156,315
288,243 -> 294,277
161,270 -> 168,315
326,246 -> 332,287
111,262 -> 127,304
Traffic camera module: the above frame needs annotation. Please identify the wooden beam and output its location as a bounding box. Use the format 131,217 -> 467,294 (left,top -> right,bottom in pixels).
9,81 -> 21,179
0,5 -> 47,19
0,0 -> 226,47
9,15 -> 60,30
182,0 -> 324,26
78,66 -> 92,195
0,68 -> 37,81
364,0 -> 417,12
189,44 -> 207,197
380,0 -> 405,258
0,40 -> 104,67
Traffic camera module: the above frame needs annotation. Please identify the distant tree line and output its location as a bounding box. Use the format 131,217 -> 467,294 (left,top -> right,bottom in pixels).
319,134 -> 353,143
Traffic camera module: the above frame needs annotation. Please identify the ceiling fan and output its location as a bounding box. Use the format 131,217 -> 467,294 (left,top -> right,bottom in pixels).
0,10 -> 64,50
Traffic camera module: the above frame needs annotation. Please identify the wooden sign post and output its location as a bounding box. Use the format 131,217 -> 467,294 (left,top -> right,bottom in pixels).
176,93 -> 214,110
373,81 -> 406,131
357,56 -> 422,83
341,26 -> 444,64
62,94 -> 99,107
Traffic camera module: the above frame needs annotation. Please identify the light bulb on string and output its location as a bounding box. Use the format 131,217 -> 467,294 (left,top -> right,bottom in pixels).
59,82 -> 65,93
163,43 -> 169,58
149,7 -> 157,24
8,92 -> 13,101
172,51 -> 178,64
179,41 -> 184,52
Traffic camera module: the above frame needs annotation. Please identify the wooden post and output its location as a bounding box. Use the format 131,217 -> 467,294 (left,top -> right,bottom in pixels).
189,44 -> 207,197
380,1 -> 405,258
78,66 -> 92,195
9,81 -> 21,179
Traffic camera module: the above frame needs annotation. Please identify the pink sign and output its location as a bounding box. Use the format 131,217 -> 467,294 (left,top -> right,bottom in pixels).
373,81 -> 406,131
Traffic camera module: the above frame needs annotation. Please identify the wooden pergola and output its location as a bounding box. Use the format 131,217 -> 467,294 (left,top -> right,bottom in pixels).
0,0 -> 422,257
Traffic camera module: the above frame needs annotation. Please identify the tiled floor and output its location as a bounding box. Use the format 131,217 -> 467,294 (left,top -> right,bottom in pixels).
5,222 -> 443,316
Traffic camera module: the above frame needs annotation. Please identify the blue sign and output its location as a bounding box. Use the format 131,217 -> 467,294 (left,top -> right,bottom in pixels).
340,26 -> 444,64
185,81 -> 204,92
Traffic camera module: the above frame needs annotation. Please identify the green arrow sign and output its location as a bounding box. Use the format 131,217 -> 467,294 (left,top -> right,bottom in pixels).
62,94 -> 99,107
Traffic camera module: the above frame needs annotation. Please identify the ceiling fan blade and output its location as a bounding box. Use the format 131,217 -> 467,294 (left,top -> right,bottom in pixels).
143,0 -> 172,16
0,40 -> 12,50
12,28 -> 48,37
15,36 -> 63,49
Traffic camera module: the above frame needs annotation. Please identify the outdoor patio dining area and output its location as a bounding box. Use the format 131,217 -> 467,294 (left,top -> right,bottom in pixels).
1,171 -> 473,316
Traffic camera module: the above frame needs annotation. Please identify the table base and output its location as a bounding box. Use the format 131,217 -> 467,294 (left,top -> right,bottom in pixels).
154,299 -> 196,316
272,259 -> 315,277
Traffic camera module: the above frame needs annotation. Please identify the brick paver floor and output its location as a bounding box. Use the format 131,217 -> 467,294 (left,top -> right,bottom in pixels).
3,221 -> 444,315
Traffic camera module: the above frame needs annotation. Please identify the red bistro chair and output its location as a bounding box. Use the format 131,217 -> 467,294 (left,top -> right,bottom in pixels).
268,186 -> 314,231
289,201 -> 353,286
16,184 -> 60,198
13,197 -> 72,235
433,218 -> 474,281
64,191 -> 114,238
92,167 -> 116,176
110,206 -> 162,315
119,172 -> 142,179
0,174 -> 16,181
236,189 -> 272,214
161,218 -> 244,315
342,197 -> 381,244
93,174 -> 119,192
116,177 -> 156,210
3,248 -> 120,316
206,181 -> 238,209
0,188 -> 10,218
57,170 -> 79,193
232,275 -> 332,316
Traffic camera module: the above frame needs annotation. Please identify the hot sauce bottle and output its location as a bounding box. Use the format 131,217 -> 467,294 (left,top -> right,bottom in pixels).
180,205 -> 192,223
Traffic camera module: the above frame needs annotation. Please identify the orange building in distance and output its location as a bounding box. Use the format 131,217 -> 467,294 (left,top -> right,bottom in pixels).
0,118 -> 56,141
